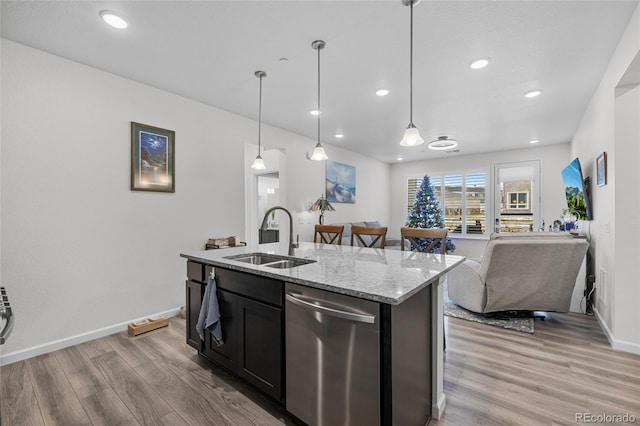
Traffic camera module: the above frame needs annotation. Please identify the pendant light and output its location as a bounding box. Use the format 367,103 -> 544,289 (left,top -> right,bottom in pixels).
308,40 -> 329,161
251,70 -> 267,170
399,0 -> 425,147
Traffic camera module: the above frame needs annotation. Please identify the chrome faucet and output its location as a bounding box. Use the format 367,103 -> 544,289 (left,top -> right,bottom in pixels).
260,206 -> 298,256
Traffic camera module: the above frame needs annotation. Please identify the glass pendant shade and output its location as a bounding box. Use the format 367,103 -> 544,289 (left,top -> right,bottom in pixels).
251,154 -> 266,170
399,124 -> 424,146
310,143 -> 328,161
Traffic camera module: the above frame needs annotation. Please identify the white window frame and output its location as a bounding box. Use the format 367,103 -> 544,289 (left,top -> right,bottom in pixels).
406,170 -> 487,237
507,191 -> 529,210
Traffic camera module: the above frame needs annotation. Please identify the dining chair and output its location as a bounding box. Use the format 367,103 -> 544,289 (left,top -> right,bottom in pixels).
400,227 -> 448,254
314,224 -> 344,245
350,225 -> 387,249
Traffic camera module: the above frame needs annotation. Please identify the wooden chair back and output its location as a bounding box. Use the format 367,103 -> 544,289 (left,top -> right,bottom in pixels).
314,224 -> 344,245
401,227 -> 448,254
350,225 -> 387,249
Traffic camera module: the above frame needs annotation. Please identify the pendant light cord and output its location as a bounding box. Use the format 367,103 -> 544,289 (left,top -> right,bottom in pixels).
317,44 -> 321,145
258,75 -> 263,152
409,0 -> 414,125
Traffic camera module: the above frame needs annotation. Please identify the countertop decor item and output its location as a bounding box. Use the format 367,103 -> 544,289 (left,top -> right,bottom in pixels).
307,40 -> 329,161
131,122 -> 175,192
308,194 -> 335,224
399,0 -> 424,147
251,71 -> 267,170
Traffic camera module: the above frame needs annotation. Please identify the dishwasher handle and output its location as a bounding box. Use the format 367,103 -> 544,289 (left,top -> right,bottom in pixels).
285,293 -> 376,324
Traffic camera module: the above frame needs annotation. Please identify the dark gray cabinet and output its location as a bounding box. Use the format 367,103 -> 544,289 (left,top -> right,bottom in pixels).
186,280 -> 204,350
184,262 -> 284,402
185,260 -> 213,350
237,296 -> 282,400
203,288 -> 238,371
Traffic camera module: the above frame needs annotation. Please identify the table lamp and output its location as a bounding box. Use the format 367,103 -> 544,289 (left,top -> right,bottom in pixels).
309,195 -> 335,224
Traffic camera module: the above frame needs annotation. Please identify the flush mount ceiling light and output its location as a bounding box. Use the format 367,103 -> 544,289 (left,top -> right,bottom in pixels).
524,89 -> 542,98
251,71 -> 267,170
529,139 -> 540,144
397,156 -> 404,161
99,10 -> 129,29
399,0 -> 424,147
376,89 -> 390,96
307,40 -> 329,161
470,58 -> 490,69
335,133 -> 344,139
428,136 -> 458,151
310,109 -> 321,116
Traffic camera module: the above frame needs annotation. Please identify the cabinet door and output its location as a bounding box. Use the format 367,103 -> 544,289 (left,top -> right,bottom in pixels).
237,297 -> 283,401
186,280 -> 205,350
203,289 -> 238,371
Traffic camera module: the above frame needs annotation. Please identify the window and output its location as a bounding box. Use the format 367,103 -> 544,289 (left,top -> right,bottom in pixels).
507,192 -> 529,209
407,172 -> 486,235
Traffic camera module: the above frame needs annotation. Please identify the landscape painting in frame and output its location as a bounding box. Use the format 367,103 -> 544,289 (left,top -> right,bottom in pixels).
131,122 -> 175,193
326,160 -> 356,203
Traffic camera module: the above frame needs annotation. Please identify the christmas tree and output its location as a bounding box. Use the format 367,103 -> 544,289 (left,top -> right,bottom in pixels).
406,175 -> 456,253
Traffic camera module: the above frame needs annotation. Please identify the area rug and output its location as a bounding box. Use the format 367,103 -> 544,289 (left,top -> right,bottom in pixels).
443,288 -> 535,334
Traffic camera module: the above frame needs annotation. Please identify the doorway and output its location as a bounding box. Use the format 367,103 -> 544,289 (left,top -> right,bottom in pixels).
257,173 -> 280,243
493,161 -> 541,233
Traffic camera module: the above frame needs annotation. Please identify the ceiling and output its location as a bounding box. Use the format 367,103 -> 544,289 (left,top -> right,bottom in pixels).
2,1 -> 638,163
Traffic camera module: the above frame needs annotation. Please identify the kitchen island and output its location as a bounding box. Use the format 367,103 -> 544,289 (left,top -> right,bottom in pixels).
181,242 -> 465,426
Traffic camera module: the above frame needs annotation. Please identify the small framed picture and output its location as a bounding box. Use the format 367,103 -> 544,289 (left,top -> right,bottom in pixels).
597,152 -> 607,187
131,122 -> 175,192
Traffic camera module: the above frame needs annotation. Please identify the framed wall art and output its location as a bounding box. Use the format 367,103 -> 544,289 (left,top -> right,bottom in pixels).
326,160 -> 356,203
131,122 -> 175,192
597,152 -> 607,187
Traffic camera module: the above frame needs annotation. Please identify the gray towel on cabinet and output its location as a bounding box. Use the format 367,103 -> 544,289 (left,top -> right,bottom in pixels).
196,276 -> 224,346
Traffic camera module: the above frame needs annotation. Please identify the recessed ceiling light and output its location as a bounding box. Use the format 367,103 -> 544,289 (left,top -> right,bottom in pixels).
310,109 -> 321,116
100,10 -> 129,29
376,89 -> 390,97
469,58 -> 490,69
529,139 -> 540,144
397,157 -> 404,161
335,133 -> 344,139
524,90 -> 542,98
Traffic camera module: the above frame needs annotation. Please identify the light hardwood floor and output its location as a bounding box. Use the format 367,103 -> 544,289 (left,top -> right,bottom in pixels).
2,313 -> 639,425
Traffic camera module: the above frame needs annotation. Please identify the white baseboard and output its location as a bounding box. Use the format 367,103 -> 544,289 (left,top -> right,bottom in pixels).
0,307 -> 182,366
432,393 -> 447,420
594,308 -> 640,355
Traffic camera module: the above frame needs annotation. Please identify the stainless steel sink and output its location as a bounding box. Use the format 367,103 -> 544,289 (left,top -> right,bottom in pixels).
264,259 -> 316,269
223,253 -> 316,269
224,253 -> 283,265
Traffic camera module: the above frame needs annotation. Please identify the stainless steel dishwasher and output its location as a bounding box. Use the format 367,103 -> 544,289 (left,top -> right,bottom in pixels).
285,282 -> 380,426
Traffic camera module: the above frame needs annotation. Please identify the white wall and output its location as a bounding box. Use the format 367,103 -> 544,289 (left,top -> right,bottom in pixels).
0,39 -> 389,363
571,3 -> 640,354
389,143 -> 571,260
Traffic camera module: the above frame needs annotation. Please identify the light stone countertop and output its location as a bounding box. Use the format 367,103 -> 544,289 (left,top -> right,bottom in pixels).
181,242 -> 465,305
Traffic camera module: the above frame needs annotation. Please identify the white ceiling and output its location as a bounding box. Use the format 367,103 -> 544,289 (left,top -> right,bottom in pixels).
2,1 -> 638,163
